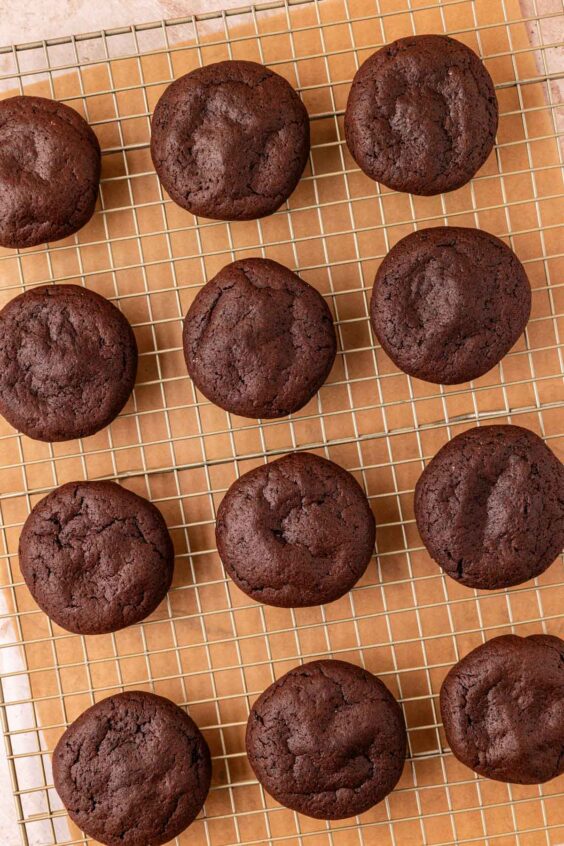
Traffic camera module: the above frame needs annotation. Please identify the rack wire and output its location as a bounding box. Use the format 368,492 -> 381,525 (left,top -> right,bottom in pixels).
0,0 -> 562,844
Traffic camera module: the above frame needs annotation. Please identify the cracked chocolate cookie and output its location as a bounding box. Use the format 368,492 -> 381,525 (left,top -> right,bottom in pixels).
216,452 -> 375,607
440,634 -> 564,784
370,227 -> 531,384
345,35 -> 498,195
151,60 -> 310,220
19,481 -> 174,634
246,659 -> 406,819
0,95 -> 101,248
0,284 -> 137,441
53,691 -> 211,846
183,258 -> 336,418
415,425 -> 564,590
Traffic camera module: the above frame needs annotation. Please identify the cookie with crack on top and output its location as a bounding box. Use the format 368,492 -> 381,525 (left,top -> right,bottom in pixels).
0,95 -> 100,248
440,634 -> 564,784
0,284 -> 137,442
183,258 -> 337,418
216,452 -> 375,607
151,60 -> 310,220
414,425 -> 564,590
19,481 -> 174,634
344,35 -> 498,195
370,227 -> 531,384
246,659 -> 406,819
53,691 -> 211,846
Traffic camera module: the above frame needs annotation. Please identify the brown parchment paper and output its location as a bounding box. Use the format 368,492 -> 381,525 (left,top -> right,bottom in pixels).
0,1 -> 563,844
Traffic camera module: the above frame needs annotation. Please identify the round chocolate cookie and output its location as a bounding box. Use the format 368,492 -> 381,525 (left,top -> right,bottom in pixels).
0,284 -> 137,441
216,452 -> 375,607
0,95 -> 101,248
246,659 -> 406,819
440,634 -> 564,784
151,60 -> 309,220
19,481 -> 174,634
345,35 -> 498,195
415,425 -> 564,590
53,691 -> 211,846
183,258 -> 336,418
370,227 -> 531,384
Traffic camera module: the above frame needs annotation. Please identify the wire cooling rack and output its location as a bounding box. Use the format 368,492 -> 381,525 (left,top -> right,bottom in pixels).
0,0 -> 562,844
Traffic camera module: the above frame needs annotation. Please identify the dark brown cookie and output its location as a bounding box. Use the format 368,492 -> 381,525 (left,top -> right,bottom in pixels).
216,452 -> 375,607
53,691 -> 211,846
19,481 -> 174,635
246,659 -> 406,819
183,258 -> 336,418
440,634 -> 564,784
345,35 -> 498,195
415,425 -> 564,590
151,60 -> 309,220
370,227 -> 531,384
0,284 -> 137,441
0,95 -> 100,248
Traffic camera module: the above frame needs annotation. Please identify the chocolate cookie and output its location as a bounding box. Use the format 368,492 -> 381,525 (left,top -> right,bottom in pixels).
183,258 -> 336,418
345,35 -> 498,195
370,227 -> 531,384
415,425 -> 564,590
151,60 -> 309,220
440,634 -> 564,784
19,481 -> 174,634
246,659 -> 406,819
0,284 -> 137,441
0,95 -> 100,248
53,691 -> 211,846
216,452 -> 375,607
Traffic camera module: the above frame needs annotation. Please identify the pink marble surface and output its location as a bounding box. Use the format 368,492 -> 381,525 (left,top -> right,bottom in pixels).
0,0 -> 259,44
521,0 -> 564,151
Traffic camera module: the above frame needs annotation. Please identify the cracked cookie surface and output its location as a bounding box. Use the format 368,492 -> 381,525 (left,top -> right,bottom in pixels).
344,35 -> 498,195
183,258 -> 336,418
19,481 -> 174,634
440,634 -> 564,784
0,284 -> 137,441
216,452 -> 375,607
151,60 -> 310,220
53,691 -> 211,846
0,95 -> 100,248
414,425 -> 564,590
370,227 -> 531,384
246,659 -> 406,819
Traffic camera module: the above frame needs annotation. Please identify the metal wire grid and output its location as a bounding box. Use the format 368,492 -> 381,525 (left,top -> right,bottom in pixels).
0,0 -> 562,844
